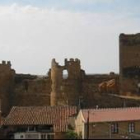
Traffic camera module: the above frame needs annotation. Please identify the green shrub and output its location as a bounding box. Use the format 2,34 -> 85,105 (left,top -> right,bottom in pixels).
65,130 -> 78,139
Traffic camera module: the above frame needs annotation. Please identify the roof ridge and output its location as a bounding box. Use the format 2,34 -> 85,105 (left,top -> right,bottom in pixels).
82,106 -> 140,112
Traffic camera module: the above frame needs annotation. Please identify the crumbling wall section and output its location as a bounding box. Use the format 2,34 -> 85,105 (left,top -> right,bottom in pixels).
13,79 -> 51,106
50,58 -> 84,106
82,73 -> 119,108
13,74 -> 51,107
50,59 -> 64,106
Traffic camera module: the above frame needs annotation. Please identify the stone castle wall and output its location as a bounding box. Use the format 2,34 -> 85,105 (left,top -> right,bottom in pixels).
1,32 -> 140,116
13,77 -> 51,106
0,58 -> 120,116
0,61 -> 15,116
50,58 -> 84,106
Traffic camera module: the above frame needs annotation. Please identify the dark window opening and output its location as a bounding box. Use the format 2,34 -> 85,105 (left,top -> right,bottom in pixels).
111,123 -> 118,134
128,122 -> 135,133
37,125 -> 53,131
41,134 -> 46,139
28,126 -> 36,132
47,134 -> 54,139
123,66 -> 140,78
20,135 -> 24,138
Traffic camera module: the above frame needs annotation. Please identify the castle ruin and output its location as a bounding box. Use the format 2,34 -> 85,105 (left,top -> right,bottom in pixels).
0,33 -> 140,116
50,58 -> 84,106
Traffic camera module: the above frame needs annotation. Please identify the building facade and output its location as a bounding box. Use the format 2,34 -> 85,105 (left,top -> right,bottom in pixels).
75,107 -> 140,139
2,106 -> 77,139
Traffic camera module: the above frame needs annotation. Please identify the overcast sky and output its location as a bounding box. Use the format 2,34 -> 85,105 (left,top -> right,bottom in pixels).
0,0 -> 139,75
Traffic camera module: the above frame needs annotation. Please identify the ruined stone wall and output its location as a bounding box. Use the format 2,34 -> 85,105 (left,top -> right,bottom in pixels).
11,59 -> 119,110
10,67 -> 52,107
81,74 -> 119,108
13,77 -> 51,106
50,58 -> 120,108
1,57 -> 140,116
0,61 -> 15,116
61,59 -> 84,106
119,33 -> 140,94
0,67 -> 51,115
50,59 -> 64,106
50,58 -> 84,106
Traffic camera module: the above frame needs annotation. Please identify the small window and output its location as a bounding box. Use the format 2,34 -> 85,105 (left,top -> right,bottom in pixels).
20,135 -> 24,139
92,124 -> 96,134
111,123 -> 118,134
28,126 -> 36,132
47,134 -> 54,140
41,134 -> 46,139
128,122 -> 135,133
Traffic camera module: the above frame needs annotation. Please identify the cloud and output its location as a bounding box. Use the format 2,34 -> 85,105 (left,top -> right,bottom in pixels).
0,3 -> 139,75
71,0 -> 114,4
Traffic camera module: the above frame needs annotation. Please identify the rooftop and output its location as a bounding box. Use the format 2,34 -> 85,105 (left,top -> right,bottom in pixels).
82,107 -> 140,123
3,106 -> 77,132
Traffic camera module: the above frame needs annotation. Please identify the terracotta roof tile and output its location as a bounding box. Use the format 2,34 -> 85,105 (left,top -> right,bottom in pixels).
3,106 -> 77,132
82,107 -> 140,123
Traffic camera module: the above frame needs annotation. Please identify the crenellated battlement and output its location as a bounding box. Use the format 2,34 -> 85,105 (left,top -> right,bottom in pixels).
119,33 -> 140,46
65,58 -> 80,66
65,58 -> 80,62
0,60 -> 11,67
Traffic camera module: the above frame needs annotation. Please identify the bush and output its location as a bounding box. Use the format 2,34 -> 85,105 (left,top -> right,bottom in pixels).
65,130 -> 78,139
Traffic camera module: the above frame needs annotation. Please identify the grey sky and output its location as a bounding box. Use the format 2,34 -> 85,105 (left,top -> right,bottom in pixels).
0,1 -> 139,75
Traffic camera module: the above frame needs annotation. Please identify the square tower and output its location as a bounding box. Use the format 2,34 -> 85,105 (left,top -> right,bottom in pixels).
119,33 -> 140,94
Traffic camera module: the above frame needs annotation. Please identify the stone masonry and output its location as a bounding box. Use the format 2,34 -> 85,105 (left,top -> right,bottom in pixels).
1,33 -> 140,116
0,58 -> 121,116
119,33 -> 140,94
50,58 -> 84,106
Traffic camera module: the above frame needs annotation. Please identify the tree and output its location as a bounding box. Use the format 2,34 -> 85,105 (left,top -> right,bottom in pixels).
65,130 -> 78,139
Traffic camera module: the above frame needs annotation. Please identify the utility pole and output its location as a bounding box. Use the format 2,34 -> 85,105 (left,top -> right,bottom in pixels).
78,97 -> 81,110
123,99 -> 126,108
78,96 -> 84,109
109,123 -> 112,139
87,110 -> 89,139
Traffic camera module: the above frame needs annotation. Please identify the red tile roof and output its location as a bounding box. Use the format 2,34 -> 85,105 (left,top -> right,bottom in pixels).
3,106 -> 77,132
82,107 -> 140,123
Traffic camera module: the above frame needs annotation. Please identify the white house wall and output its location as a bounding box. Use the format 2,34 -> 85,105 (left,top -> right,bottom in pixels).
75,110 -> 85,139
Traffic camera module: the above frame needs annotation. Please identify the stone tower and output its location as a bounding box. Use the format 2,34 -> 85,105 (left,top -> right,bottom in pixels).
119,33 -> 140,94
50,58 -> 84,106
50,59 -> 63,106
0,61 -> 15,116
